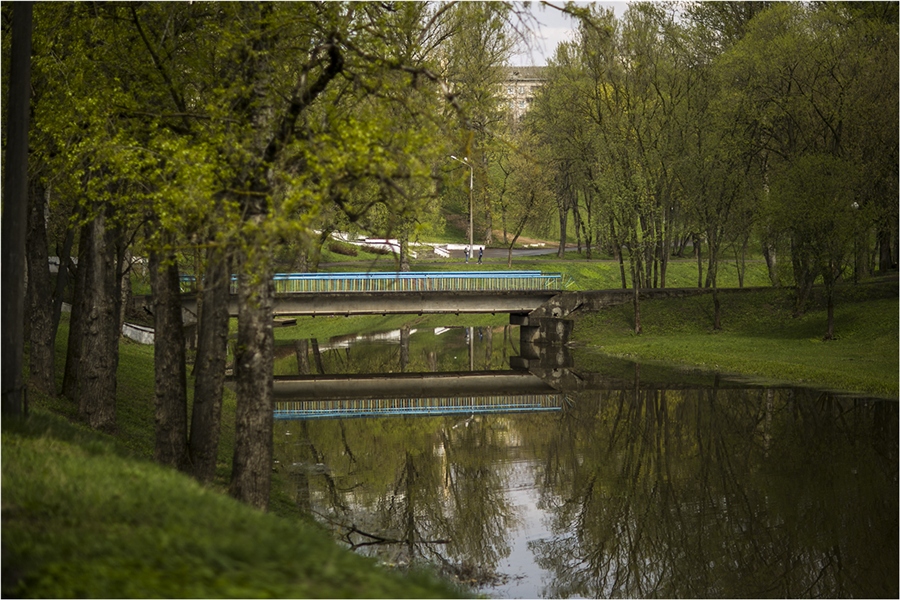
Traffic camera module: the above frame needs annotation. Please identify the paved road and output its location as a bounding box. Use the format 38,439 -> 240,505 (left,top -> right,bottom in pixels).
450,245 -> 582,261
319,244 -> 579,268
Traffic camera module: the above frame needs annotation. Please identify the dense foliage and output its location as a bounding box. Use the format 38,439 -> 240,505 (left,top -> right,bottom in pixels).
525,2 -> 897,320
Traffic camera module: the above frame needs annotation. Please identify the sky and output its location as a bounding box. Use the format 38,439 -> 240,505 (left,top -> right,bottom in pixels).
508,1 -> 629,66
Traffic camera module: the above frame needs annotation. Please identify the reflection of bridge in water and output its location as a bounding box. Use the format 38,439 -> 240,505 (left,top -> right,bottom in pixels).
270,364 -> 791,420
273,370 -> 568,420
275,394 -> 565,420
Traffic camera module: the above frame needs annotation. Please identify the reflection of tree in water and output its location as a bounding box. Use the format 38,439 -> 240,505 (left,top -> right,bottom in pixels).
273,325 -> 516,376
530,386 -> 898,598
436,416 -> 518,581
274,414 -> 518,583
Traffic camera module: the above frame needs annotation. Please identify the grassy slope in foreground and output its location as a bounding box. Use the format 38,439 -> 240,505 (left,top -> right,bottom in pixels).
572,279 -> 898,398
1,410 -> 465,599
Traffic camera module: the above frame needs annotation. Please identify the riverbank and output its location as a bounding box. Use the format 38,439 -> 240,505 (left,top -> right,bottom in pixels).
2,315 -> 466,599
571,277 -> 898,398
2,411 -> 466,599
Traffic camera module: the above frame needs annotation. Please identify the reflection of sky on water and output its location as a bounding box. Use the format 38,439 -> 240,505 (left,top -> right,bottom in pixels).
482,459 -> 555,599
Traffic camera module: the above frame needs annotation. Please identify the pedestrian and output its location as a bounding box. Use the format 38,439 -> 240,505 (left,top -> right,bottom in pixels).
478,247 -> 483,264
464,247 -> 469,263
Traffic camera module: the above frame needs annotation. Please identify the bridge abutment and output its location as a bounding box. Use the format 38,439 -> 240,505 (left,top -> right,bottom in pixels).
511,314 -> 573,346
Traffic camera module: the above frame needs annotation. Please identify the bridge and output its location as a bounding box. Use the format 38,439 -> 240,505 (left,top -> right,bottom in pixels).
180,271 -> 566,318
166,270 -> 721,351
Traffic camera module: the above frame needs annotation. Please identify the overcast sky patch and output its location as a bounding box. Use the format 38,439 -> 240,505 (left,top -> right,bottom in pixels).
509,1 -> 629,66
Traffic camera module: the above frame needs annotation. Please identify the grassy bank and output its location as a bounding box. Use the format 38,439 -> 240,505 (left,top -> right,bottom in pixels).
2,316 -> 465,599
571,278 -> 898,397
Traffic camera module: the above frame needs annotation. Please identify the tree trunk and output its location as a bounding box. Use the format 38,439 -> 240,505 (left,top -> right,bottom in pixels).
229,246 -> 275,511
295,339 -> 310,374
62,224 -> 90,401
694,233 -> 703,288
762,237 -> 779,286
735,235 -> 748,288
556,197 -> 568,258
823,264 -> 838,341
119,248 -> 133,330
877,226 -> 894,273
150,246 -> 189,471
712,285 -> 721,331
705,228 -> 718,289
51,223 -> 76,351
506,227 -> 523,268
190,247 -> 231,483
790,237 -> 816,316
577,194 -> 593,259
78,209 -> 119,433
609,217 -> 627,289
1,1 -> 32,418
572,199 -> 582,254
658,239 -> 668,289
399,229 -> 411,272
631,260 -> 642,335
400,325 -> 410,372
311,338 -> 326,374
480,168 -> 493,248
26,179 -> 56,395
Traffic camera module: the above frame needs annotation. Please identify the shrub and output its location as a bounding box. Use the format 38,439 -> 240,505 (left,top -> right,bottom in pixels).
327,241 -> 359,257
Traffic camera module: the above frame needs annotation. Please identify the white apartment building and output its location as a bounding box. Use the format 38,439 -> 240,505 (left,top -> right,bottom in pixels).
501,66 -> 547,121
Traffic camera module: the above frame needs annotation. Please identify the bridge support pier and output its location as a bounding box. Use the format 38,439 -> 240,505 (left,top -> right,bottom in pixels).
510,314 -> 573,370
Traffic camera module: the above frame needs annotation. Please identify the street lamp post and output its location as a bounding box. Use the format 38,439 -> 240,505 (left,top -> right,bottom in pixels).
449,155 -> 473,260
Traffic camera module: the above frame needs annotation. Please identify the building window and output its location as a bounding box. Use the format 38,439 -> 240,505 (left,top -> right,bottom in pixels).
518,99 -> 525,108
518,86 -> 525,94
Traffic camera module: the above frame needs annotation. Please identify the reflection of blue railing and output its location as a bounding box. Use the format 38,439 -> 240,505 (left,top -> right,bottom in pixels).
274,394 -> 564,420
182,271 -> 563,293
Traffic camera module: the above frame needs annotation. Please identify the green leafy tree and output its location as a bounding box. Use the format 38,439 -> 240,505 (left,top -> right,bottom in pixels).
23,1 -> 457,509
720,1 -> 898,328
439,1 -> 515,247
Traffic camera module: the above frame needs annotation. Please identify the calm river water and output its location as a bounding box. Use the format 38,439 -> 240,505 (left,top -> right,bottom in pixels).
271,323 -> 898,598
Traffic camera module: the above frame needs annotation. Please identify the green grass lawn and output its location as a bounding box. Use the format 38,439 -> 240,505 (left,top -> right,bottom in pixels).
2,410 -> 464,599
571,279 -> 899,397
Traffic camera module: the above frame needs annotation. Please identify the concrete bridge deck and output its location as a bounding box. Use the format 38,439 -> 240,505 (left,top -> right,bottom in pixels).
181,289 -> 561,318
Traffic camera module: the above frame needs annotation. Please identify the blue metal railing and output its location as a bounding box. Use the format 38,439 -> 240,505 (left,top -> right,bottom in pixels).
269,271 -> 563,293
182,271 -> 563,293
